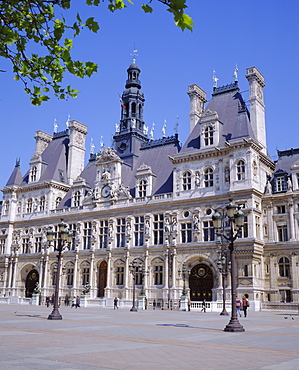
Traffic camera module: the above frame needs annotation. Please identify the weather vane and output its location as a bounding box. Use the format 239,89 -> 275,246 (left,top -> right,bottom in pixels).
131,46 -> 138,63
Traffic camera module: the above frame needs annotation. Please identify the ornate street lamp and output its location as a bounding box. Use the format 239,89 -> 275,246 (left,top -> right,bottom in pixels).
212,199 -> 245,332
46,219 -> 72,320
217,253 -> 231,316
129,259 -> 142,312
178,263 -> 190,297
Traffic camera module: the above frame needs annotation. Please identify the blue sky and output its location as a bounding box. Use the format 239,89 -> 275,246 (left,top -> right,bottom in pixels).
1,0 -> 299,194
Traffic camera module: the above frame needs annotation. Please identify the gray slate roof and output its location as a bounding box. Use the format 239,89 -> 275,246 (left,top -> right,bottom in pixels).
181,85 -> 253,153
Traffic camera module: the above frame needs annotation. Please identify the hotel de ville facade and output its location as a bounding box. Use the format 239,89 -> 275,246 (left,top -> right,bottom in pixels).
1,61 -> 299,311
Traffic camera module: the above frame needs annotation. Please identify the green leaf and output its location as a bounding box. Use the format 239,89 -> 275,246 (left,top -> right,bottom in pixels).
142,4 -> 153,13
85,17 -> 100,33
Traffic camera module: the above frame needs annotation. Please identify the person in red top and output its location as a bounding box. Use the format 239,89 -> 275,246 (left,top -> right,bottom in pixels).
242,295 -> 249,317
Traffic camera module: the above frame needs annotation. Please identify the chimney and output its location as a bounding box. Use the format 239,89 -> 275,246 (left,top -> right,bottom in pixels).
67,120 -> 88,184
246,67 -> 267,154
187,84 -> 207,132
34,130 -> 52,156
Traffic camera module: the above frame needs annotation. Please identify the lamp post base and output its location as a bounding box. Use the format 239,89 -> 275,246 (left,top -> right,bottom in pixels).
224,318 -> 245,332
48,309 -> 63,320
130,306 -> 137,312
220,309 -> 229,316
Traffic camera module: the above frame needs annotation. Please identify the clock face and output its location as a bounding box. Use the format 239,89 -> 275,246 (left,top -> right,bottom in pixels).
101,185 -> 111,198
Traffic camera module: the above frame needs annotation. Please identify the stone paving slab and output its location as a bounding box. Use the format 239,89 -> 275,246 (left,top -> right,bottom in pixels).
0,304 -> 299,369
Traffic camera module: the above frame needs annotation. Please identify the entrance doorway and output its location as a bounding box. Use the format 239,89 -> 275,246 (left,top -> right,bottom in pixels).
189,263 -> 213,301
25,269 -> 39,298
98,260 -> 107,297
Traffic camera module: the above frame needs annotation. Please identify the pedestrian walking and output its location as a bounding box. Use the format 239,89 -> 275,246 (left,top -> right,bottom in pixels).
188,298 -> 191,312
76,296 -> 80,308
236,296 -> 242,317
71,296 -> 76,308
114,297 -> 118,309
201,299 -> 206,312
45,296 -> 50,307
242,295 -> 249,317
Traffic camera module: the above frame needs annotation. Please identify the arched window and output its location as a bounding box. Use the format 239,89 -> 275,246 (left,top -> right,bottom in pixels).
55,197 -> 62,209
204,168 -> 213,187
237,160 -> 245,180
39,196 -> 45,212
204,126 -> 214,146
73,191 -> 81,207
115,260 -> 125,285
30,166 -> 37,182
138,179 -> 147,197
81,261 -> 90,286
182,171 -> 192,190
278,257 -> 290,277
26,198 -> 33,213
65,262 -> 74,286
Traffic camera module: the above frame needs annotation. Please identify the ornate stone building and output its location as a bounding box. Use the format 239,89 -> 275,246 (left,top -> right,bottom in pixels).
0,61 -> 298,310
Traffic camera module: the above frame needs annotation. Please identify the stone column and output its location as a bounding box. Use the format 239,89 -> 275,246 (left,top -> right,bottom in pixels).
73,252 -> 79,295
89,252 -> 95,298
124,251 -> 130,299
288,202 -> 295,241
291,253 -> 299,301
270,254 -> 278,301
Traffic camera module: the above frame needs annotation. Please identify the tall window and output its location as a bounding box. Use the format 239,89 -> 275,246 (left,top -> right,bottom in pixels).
204,168 -> 213,187
68,223 -> 76,250
116,218 -> 126,247
276,177 -> 285,192
0,239 -> 6,254
52,266 -> 57,285
239,215 -> 248,238
203,221 -> 215,241
181,222 -> 192,243
204,126 -> 213,145
73,191 -> 81,207
153,214 -> 164,245
81,262 -> 90,285
99,220 -> 108,248
66,263 -> 74,286
154,264 -> 163,285
134,216 -> 144,246
34,237 -> 42,253
135,265 -> 143,285
182,171 -> 192,190
236,160 -> 245,180
3,201 -> 9,215
138,180 -> 147,197
22,238 -> 30,253
278,257 -> 290,277
116,265 -> 124,285
277,225 -> 288,242
26,198 -> 33,213
39,196 -> 46,212
30,166 -> 37,182
83,222 -> 92,250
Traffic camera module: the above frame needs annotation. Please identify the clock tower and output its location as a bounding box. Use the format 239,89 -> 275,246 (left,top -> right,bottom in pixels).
113,59 -> 149,166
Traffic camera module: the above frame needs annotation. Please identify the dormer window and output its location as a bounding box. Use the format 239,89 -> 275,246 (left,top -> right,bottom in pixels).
73,191 -> 81,207
276,176 -> 284,192
236,160 -> 245,180
182,171 -> 192,190
30,166 -> 37,182
56,197 -> 62,208
138,179 -> 147,197
204,168 -> 213,187
204,126 -> 214,146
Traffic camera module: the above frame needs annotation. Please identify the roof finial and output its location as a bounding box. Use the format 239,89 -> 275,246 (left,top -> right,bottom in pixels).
162,119 -> 167,138
131,46 -> 138,64
213,70 -> 219,88
16,158 -> 20,167
150,123 -> 155,140
99,136 -> 104,151
66,114 -> 70,129
53,118 -> 58,133
174,116 -> 179,134
233,63 -> 238,82
90,138 -> 95,155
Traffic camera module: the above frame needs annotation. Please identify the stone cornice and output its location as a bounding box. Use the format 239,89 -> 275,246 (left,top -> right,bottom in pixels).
2,180 -> 70,194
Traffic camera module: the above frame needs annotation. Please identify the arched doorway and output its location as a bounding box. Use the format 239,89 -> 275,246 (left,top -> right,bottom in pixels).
25,269 -> 39,298
189,263 -> 213,301
98,260 -> 107,297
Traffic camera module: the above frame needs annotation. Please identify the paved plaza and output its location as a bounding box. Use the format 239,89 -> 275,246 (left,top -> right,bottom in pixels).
0,304 -> 299,370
